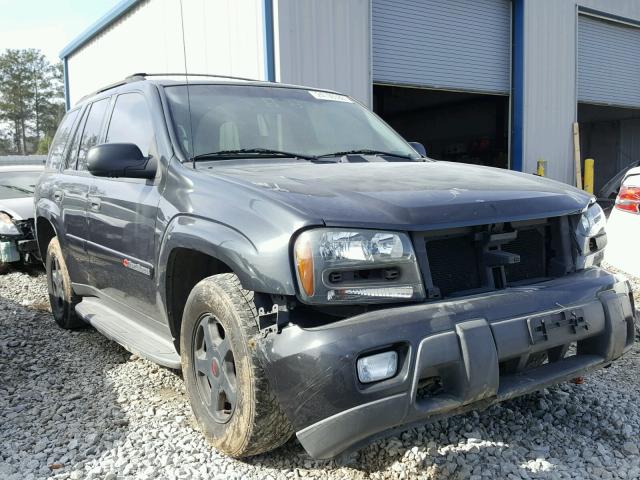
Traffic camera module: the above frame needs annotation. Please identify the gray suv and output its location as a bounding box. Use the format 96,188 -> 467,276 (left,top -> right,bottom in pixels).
35,74 -> 636,459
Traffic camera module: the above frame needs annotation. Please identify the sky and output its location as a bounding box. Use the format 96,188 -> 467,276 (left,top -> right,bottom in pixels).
0,0 -> 122,63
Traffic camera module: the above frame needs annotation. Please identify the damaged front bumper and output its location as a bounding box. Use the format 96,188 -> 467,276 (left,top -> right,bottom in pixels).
257,268 -> 636,459
0,219 -> 40,265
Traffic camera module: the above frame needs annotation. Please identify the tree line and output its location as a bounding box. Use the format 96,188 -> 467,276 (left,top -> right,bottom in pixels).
0,49 -> 65,155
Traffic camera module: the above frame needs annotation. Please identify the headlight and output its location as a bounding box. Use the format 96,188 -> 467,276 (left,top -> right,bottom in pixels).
577,202 -> 606,237
0,212 -> 20,236
293,229 -> 425,304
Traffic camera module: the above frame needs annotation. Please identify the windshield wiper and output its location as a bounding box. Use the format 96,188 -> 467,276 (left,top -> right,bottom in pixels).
0,184 -> 33,194
316,149 -> 415,160
192,148 -> 317,161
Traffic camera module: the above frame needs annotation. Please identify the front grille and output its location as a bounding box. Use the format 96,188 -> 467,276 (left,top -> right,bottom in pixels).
423,220 -> 555,298
503,228 -> 546,282
426,236 -> 480,296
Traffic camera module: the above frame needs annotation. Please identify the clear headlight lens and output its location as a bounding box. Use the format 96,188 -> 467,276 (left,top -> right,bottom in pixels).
0,212 -> 20,236
293,229 -> 425,304
577,202 -> 606,237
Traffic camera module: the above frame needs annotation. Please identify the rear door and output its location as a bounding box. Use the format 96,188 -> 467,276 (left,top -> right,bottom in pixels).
59,97 -> 110,284
86,91 -> 162,319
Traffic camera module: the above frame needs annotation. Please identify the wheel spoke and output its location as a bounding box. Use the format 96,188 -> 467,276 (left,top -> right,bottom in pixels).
218,336 -> 230,357
194,351 -> 210,376
221,374 -> 236,407
210,381 -> 222,409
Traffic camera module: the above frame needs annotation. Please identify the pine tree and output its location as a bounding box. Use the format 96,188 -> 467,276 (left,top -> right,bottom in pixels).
0,48 -> 65,155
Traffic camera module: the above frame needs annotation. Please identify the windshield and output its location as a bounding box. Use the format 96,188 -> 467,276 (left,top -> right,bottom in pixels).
164,84 -> 419,160
0,171 -> 42,200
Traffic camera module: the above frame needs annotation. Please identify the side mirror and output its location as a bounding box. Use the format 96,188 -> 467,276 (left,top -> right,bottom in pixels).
409,142 -> 427,157
87,143 -> 156,179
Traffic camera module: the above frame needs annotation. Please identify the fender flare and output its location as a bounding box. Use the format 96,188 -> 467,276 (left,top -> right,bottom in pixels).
156,214 -> 297,301
34,198 -> 62,253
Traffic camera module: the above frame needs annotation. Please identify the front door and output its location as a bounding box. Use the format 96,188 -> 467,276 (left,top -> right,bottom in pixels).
59,97 -> 110,284
86,92 -> 162,321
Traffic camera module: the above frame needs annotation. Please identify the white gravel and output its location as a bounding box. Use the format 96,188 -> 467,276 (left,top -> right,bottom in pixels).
1,266 -> 639,480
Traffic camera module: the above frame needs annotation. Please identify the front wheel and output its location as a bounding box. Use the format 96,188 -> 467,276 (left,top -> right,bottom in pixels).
181,274 -> 293,457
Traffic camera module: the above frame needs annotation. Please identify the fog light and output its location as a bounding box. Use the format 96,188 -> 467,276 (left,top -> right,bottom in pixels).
357,351 -> 398,383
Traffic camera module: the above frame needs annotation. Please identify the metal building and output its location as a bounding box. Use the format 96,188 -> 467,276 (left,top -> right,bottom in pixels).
60,0 -> 640,190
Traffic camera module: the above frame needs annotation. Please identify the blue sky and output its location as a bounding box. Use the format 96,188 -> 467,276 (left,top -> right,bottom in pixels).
0,0 -> 121,63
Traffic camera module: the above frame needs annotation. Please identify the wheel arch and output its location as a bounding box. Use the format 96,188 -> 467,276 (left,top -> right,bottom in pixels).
157,215 -> 298,350
35,215 -> 58,261
164,247 -> 234,351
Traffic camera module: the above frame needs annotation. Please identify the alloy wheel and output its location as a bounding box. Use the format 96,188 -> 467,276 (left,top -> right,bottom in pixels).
192,314 -> 237,423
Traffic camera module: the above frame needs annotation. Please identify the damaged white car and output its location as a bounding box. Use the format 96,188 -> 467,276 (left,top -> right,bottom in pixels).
0,165 -> 43,273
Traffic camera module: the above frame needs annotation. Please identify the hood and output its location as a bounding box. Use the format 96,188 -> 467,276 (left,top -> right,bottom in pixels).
0,197 -> 35,220
203,160 -> 591,230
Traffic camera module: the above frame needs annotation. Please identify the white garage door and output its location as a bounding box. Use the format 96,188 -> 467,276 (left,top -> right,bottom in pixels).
372,0 -> 512,94
578,15 -> 640,108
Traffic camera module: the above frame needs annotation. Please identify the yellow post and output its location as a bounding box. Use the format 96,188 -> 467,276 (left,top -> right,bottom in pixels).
584,158 -> 595,194
536,158 -> 546,177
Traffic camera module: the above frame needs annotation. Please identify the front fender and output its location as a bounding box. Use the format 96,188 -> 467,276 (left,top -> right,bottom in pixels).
157,214 -> 298,297
34,197 -> 62,245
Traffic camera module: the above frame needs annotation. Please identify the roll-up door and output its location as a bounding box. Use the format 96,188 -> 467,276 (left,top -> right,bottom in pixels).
578,15 -> 640,108
372,0 -> 511,94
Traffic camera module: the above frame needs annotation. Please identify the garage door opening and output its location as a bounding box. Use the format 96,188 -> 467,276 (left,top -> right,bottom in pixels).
578,103 -> 640,198
373,85 -> 509,169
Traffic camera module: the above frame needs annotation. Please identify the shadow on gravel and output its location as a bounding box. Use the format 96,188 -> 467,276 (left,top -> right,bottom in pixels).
0,295 -> 131,479
242,362 -> 639,479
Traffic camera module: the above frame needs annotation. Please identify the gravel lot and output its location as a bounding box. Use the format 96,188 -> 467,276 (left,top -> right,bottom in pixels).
1,265 -> 639,480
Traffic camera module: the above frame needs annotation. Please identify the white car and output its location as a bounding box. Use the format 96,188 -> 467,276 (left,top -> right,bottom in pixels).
605,166 -> 640,277
0,164 -> 44,273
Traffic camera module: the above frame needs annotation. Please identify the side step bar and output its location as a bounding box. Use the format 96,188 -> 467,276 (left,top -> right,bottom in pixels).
75,298 -> 181,369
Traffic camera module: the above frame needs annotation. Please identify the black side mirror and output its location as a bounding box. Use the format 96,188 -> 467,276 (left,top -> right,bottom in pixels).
87,143 -> 156,179
409,142 -> 427,157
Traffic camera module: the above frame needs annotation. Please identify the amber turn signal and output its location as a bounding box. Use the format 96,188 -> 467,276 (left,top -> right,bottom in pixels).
295,238 -> 314,297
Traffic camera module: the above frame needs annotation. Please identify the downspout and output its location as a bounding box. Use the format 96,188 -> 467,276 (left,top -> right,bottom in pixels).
511,0 -> 525,172
262,0 -> 276,82
63,57 -> 71,111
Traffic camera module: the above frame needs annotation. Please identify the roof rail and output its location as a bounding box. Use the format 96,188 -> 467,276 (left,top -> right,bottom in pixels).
77,74 -> 145,104
126,72 -> 264,82
76,72 -> 265,105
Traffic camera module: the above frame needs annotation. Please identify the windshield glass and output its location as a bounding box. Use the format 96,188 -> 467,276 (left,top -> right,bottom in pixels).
0,171 -> 42,200
164,84 -> 419,160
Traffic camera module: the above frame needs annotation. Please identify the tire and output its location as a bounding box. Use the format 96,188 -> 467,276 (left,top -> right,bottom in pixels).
181,273 -> 294,457
46,237 -> 84,329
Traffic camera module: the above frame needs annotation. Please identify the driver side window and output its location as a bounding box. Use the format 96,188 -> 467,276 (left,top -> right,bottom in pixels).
106,93 -> 154,156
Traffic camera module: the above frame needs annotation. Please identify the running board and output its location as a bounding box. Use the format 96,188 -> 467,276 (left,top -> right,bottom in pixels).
75,297 -> 181,369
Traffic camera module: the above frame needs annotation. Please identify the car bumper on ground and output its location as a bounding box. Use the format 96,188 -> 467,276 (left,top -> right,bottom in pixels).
257,268 -> 636,459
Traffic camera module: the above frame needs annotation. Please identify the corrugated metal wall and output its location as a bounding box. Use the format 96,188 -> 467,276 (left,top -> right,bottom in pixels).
275,0 -> 371,106
371,0 -> 511,94
66,0 -> 266,106
578,15 -> 640,108
520,0 -> 577,183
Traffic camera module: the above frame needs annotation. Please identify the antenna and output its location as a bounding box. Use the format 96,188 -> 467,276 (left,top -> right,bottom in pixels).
179,0 -> 196,168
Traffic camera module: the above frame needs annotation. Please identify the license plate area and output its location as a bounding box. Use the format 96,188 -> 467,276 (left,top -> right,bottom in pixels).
527,308 -> 589,345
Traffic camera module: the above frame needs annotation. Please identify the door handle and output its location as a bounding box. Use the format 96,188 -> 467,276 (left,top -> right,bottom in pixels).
89,197 -> 101,212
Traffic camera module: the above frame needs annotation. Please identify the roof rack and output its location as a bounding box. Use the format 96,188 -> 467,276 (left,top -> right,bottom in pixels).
77,72 -> 264,104
126,72 -> 263,82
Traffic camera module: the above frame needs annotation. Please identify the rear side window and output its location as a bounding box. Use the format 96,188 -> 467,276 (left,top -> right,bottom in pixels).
76,98 -> 110,170
46,109 -> 79,170
106,93 -> 153,156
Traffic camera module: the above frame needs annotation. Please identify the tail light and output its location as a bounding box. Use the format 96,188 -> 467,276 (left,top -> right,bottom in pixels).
615,186 -> 640,214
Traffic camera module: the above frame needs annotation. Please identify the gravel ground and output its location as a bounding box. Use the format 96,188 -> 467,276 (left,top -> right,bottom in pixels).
1,265 -> 639,480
